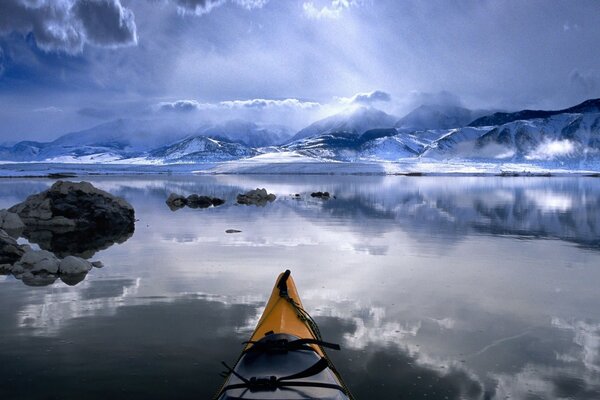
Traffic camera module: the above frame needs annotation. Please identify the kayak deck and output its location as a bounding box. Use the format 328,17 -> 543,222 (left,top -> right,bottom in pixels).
215,270 -> 353,400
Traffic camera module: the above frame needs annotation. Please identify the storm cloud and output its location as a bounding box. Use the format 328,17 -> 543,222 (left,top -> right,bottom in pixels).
1,0 -> 600,141
169,0 -> 268,15
338,90 -> 392,105
0,0 -> 137,53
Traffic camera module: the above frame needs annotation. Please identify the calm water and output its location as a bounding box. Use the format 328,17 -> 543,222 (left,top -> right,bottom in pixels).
1,175 -> 599,400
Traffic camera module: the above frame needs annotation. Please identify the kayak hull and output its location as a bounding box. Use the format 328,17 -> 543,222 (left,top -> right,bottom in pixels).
215,271 -> 352,400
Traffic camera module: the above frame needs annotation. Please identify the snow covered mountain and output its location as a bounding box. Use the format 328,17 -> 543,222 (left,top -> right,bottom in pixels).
148,136 -> 257,162
197,120 -> 292,147
395,104 -> 491,131
288,107 -> 398,142
1,98 -> 600,166
422,112 -> 600,161
0,119 -> 192,162
469,98 -> 600,127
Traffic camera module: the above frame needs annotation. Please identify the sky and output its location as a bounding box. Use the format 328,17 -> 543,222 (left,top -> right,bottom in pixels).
1,0 -> 600,142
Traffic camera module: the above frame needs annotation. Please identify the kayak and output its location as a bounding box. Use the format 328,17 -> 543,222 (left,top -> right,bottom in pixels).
214,270 -> 354,400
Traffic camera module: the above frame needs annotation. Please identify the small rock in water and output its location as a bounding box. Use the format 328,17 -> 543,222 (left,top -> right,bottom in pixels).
91,261 -> 104,268
237,188 -> 276,206
166,193 -> 187,210
16,248 -> 60,274
166,193 -> 224,210
58,256 -> 93,274
310,191 -> 331,199
225,229 -> 242,234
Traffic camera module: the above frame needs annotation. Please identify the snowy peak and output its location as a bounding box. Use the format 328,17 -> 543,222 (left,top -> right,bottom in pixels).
469,98 -> 600,127
396,104 -> 489,131
289,107 -> 397,142
197,119 -> 292,147
149,135 -> 257,162
423,112 -> 600,161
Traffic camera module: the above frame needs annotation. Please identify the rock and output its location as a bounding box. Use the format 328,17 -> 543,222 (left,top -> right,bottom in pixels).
187,194 -> 225,209
9,180 -> 135,229
58,256 -> 93,274
237,188 -> 276,206
166,193 -> 187,210
0,209 -> 26,235
9,181 -> 135,257
59,273 -> 87,286
16,248 -> 60,274
310,191 -> 331,199
21,271 -> 58,287
225,229 -> 242,233
91,261 -> 104,268
167,193 -> 224,210
23,224 -> 134,259
0,229 -> 25,264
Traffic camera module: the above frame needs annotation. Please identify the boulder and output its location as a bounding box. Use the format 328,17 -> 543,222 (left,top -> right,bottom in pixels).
16,248 -> 60,274
166,193 -> 187,211
167,193 -> 225,210
0,209 -> 25,235
58,256 -> 93,274
9,181 -> 135,257
9,180 -> 135,230
0,229 -> 25,264
237,188 -> 276,206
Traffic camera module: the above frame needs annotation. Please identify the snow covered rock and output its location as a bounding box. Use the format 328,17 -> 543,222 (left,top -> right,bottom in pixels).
237,188 -> 276,206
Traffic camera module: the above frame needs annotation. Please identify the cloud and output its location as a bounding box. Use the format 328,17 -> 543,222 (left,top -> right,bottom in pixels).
219,98 -> 320,109
569,70 -> 598,95
302,0 -> 363,20
158,98 -> 320,112
71,0 -> 137,47
0,0 -> 137,54
158,99 -> 203,112
406,90 -> 464,108
337,90 -> 392,105
33,106 -> 63,113
171,0 -> 268,16
77,107 -> 116,119
525,140 -> 577,161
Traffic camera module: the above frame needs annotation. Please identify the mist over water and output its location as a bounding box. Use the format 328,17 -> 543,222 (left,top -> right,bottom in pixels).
1,175 -> 599,399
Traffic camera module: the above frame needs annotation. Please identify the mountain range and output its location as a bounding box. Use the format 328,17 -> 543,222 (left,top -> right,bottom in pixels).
1,98 -> 600,165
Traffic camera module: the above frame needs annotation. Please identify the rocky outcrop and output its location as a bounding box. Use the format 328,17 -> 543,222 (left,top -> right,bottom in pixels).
1,245 -> 101,287
236,188 -> 276,206
0,181 -> 134,286
9,180 -> 135,229
8,181 -> 135,258
0,209 -> 25,236
166,193 -> 225,211
0,229 -> 24,264
187,194 -> 225,209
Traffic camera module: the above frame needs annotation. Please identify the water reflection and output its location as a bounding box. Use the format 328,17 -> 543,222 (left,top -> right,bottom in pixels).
0,175 -> 599,399
22,224 -> 134,258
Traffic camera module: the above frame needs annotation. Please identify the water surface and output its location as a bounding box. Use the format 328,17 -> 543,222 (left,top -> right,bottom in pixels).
1,175 -> 599,399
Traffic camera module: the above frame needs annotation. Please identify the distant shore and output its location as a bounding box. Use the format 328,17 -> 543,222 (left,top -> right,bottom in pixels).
1,161 -> 599,178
